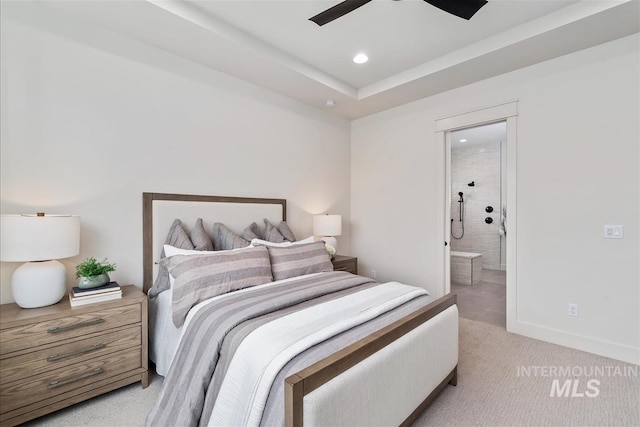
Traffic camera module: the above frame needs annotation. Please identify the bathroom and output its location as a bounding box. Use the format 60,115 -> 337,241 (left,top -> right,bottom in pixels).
449,121 -> 506,327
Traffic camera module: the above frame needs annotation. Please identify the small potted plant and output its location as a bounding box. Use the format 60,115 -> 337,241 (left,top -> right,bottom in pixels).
75,257 -> 116,289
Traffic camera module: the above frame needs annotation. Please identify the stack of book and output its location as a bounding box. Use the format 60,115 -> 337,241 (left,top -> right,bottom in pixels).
69,282 -> 122,307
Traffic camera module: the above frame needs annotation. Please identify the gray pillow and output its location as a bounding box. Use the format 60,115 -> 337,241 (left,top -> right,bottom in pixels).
163,246 -> 273,327
190,218 -> 213,251
267,241 -> 333,281
277,221 -> 296,242
148,219 -> 194,299
263,219 -> 286,243
240,222 -> 262,241
212,223 -> 250,251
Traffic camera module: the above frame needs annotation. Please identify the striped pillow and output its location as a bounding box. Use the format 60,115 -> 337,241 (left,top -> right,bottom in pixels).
267,241 -> 333,281
240,222 -> 262,241
276,220 -> 297,242
264,219 -> 286,243
212,223 -> 250,250
263,218 -> 297,242
149,219 -> 195,299
162,245 -> 273,327
190,218 -> 213,251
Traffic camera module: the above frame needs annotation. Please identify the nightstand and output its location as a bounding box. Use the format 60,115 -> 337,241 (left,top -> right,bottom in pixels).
0,285 -> 148,427
331,255 -> 358,275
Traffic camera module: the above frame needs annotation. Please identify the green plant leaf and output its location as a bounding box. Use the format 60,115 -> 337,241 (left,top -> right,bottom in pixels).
75,257 -> 116,278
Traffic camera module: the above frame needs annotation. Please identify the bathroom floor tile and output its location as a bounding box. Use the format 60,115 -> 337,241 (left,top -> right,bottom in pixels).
451,268 -> 506,327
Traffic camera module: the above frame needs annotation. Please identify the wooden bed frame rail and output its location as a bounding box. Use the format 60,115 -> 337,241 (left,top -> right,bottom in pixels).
284,292 -> 458,427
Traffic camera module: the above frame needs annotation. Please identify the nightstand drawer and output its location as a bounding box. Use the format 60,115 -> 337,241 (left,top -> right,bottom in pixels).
0,347 -> 142,417
0,285 -> 148,426
0,326 -> 141,385
331,255 -> 358,275
0,304 -> 141,356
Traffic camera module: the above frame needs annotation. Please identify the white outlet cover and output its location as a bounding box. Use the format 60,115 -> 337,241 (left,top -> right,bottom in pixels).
604,225 -> 623,239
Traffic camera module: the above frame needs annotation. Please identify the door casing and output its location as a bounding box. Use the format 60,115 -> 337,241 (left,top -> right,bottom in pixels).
434,101 -> 518,330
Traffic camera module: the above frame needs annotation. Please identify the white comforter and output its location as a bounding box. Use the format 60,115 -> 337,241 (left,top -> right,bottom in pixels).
149,274 -> 324,376
207,282 -> 427,427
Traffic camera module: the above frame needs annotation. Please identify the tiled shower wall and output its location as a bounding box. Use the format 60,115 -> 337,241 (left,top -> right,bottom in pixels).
450,142 -> 503,270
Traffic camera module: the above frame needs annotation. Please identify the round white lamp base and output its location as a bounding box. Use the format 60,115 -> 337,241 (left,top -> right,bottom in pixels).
12,260 -> 67,308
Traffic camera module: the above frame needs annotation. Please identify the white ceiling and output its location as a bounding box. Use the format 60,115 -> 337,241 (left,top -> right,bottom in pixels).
5,0 -> 640,120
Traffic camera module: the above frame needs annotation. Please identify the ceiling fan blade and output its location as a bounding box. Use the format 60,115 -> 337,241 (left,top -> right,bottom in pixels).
309,0 -> 373,26
424,0 -> 488,20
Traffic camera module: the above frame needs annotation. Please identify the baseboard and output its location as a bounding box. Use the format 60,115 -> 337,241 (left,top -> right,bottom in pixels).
508,320 -> 640,365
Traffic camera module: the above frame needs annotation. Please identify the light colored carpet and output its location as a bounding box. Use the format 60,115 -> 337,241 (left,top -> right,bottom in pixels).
412,319 -> 640,426
23,318 -> 639,427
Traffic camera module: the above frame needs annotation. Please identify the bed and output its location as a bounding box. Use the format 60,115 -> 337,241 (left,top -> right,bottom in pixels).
142,192 -> 458,427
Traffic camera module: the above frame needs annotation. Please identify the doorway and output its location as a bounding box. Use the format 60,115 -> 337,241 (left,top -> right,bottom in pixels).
434,101 -> 517,331
449,122 -> 506,327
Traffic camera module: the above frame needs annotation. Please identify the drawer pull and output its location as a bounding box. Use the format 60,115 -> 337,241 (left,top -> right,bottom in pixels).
47,318 -> 105,334
48,367 -> 104,389
47,343 -> 106,362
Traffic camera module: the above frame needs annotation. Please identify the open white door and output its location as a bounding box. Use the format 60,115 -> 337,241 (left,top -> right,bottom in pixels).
434,101 -> 518,330
435,129 -> 451,295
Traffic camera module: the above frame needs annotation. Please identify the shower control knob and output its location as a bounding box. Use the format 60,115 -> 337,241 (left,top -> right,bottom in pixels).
485,206 -> 494,213
485,217 -> 493,224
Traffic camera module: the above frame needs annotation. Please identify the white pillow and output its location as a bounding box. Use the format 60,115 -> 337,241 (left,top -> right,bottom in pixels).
295,236 -> 317,244
250,238 -> 293,247
164,243 -> 252,257
164,244 -> 216,258
250,236 -> 317,248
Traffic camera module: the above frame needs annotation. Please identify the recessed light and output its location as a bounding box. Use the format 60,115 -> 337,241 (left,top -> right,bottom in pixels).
353,53 -> 368,64
325,99 -> 336,107
459,139 -> 467,143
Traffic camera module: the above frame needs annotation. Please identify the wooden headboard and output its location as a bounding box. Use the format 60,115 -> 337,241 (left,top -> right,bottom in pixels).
142,192 -> 287,293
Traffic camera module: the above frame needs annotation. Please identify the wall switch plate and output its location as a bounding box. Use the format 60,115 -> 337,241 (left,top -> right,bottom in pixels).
370,269 -> 377,279
568,303 -> 578,317
604,225 -> 623,239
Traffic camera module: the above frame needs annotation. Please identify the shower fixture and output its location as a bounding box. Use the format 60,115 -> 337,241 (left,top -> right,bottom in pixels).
467,181 -> 475,187
451,191 -> 465,239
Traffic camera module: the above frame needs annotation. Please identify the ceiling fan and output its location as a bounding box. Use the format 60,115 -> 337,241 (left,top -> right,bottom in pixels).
310,0 -> 488,26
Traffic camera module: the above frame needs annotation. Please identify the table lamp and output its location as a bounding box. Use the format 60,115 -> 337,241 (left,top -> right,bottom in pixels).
313,214 -> 342,252
1,213 -> 80,308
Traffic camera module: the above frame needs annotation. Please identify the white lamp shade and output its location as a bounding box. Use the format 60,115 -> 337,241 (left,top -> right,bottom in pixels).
1,214 -> 80,261
313,214 -> 342,237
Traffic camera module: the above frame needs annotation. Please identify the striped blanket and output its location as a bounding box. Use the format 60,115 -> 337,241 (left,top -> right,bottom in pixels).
146,272 -> 432,427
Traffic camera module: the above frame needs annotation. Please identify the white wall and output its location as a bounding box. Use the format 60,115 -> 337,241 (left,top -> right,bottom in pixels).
352,35 -> 639,364
0,11 -> 351,303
